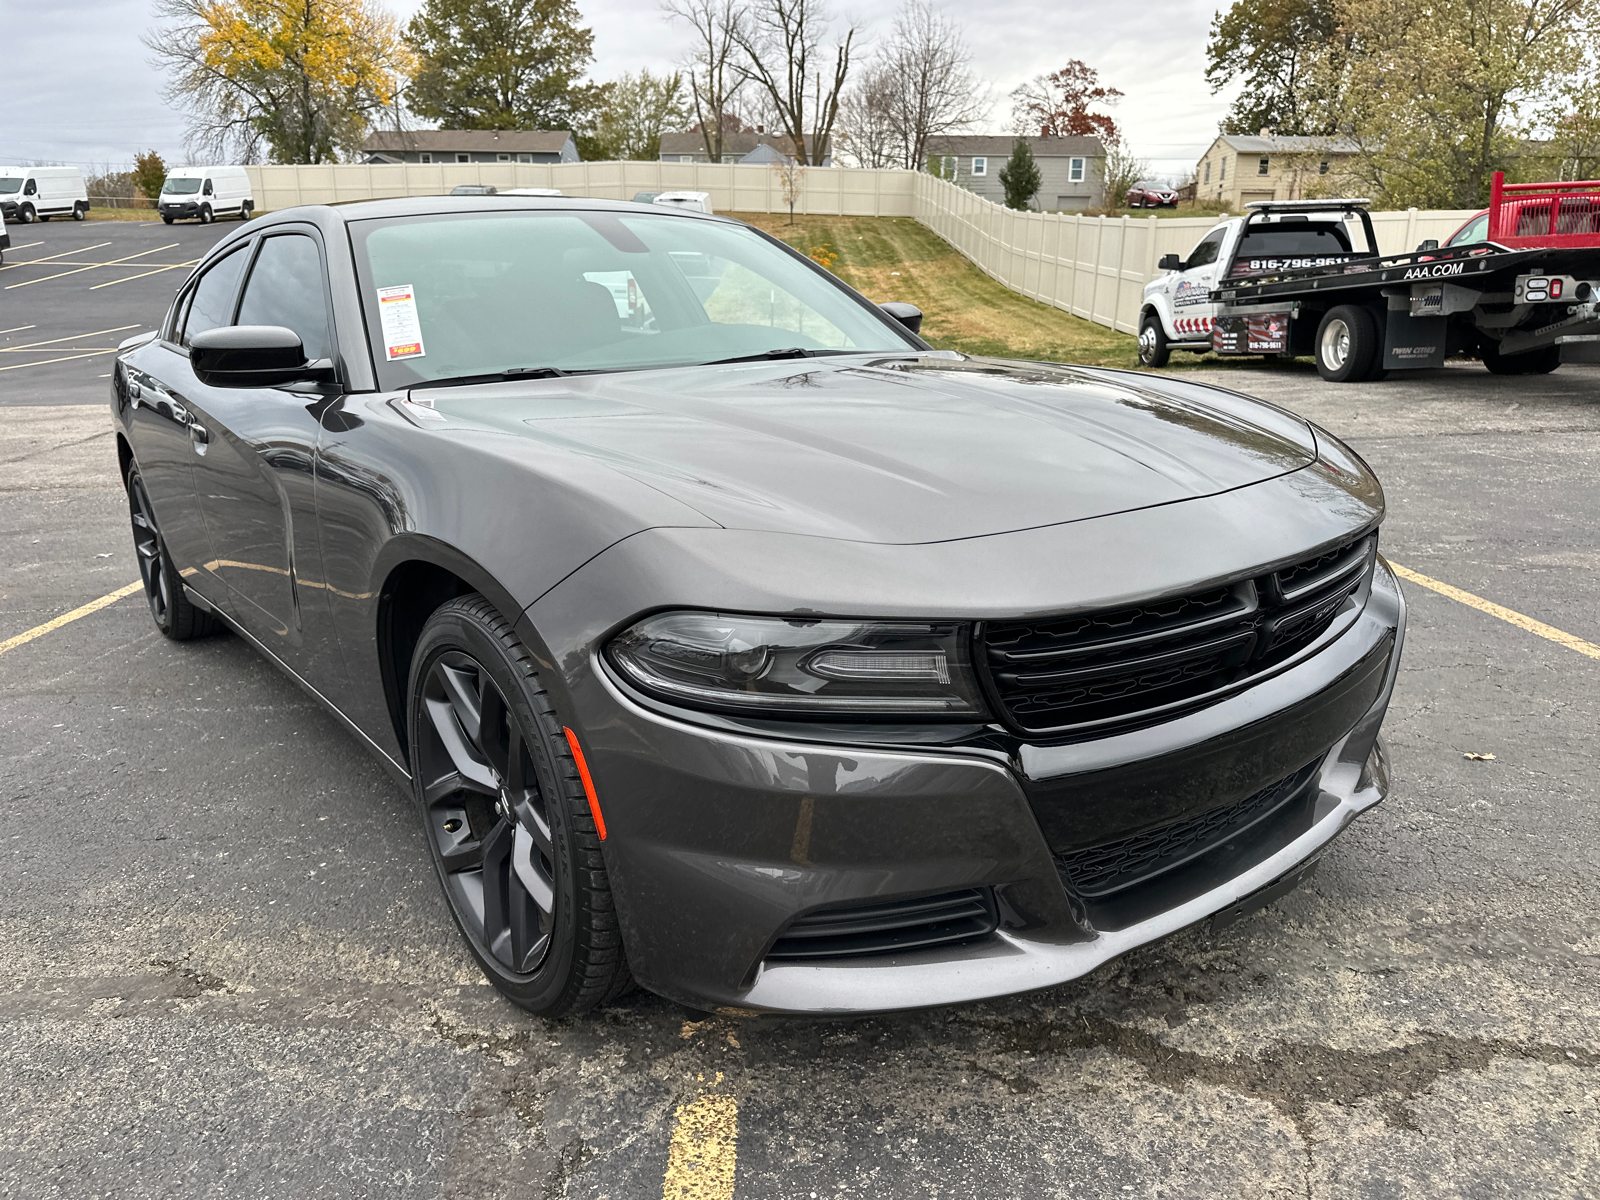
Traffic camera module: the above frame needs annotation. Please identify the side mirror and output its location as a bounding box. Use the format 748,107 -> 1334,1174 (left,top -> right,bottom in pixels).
1416,239 -> 1439,252
189,325 -> 335,388
1158,253 -> 1182,271
879,301 -> 924,336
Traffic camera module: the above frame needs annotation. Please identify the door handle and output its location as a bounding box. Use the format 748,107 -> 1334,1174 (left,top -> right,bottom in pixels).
188,419 -> 210,446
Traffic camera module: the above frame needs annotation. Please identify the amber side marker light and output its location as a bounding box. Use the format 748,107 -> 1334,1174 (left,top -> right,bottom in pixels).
562,727 -> 608,841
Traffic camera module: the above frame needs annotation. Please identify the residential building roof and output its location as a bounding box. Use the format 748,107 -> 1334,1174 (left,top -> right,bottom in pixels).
1215,134 -> 1360,154
926,135 -> 1105,158
361,130 -> 575,154
659,132 -> 828,158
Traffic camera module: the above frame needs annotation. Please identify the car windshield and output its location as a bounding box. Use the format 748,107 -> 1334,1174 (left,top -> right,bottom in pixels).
351,210 -> 914,387
1448,214 -> 1489,246
0,178 -> 21,194
163,178 -> 202,195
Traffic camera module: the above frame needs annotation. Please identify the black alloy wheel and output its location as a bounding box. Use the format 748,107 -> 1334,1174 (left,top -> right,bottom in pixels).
199,204 -> 214,225
126,467 -> 220,640
409,595 -> 631,1016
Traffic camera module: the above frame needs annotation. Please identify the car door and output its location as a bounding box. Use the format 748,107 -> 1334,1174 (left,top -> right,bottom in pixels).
184,228 -> 343,678
121,244 -> 252,601
1167,225 -> 1232,341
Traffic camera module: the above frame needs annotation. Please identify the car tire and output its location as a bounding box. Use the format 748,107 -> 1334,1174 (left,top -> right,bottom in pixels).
19,204 -> 36,224
408,595 -> 633,1017
126,467 -> 222,641
1482,341 -> 1561,375
38,213 -> 50,222
1315,305 -> 1381,382
240,203 -> 253,221
1138,311 -> 1171,368
162,215 -> 174,225
199,204 -> 214,225
73,203 -> 87,221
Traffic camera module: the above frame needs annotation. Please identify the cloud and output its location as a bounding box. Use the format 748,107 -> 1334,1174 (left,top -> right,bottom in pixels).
3,0 -> 1234,177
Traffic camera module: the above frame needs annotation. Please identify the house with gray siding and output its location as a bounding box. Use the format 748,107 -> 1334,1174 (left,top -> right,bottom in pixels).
361,130 -> 580,165
659,131 -> 832,167
925,135 -> 1105,211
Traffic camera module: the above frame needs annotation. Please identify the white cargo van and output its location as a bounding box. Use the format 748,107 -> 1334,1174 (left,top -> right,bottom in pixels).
0,166 -> 89,223
158,166 -> 253,224
653,190 -> 713,214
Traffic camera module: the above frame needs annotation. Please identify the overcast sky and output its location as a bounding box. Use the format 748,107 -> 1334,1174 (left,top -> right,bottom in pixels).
1,0 -> 1238,179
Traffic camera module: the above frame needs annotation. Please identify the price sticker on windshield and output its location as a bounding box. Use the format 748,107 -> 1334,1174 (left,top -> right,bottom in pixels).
377,284 -> 426,360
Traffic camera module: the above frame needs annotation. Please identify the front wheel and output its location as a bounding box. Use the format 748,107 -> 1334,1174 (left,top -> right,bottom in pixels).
408,595 -> 631,1017
1315,304 -> 1382,382
126,467 -> 221,640
1138,312 -> 1171,368
199,204 -> 213,225
162,214 -> 174,225
19,204 -> 36,224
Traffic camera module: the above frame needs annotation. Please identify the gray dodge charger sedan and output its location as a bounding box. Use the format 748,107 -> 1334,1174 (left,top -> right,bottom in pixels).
110,196 -> 1403,1016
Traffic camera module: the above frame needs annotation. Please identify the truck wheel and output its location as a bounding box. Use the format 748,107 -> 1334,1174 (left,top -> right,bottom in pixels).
240,203 -> 253,221
1315,305 -> 1381,382
1482,342 -> 1561,375
1138,313 -> 1171,368
19,204 -> 36,224
199,204 -> 214,225
162,215 -> 174,225
38,213 -> 50,222
72,202 -> 87,221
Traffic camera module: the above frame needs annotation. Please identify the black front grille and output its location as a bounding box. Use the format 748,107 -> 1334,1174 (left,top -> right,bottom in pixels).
765,888 -> 998,961
1056,761 -> 1321,899
983,534 -> 1376,737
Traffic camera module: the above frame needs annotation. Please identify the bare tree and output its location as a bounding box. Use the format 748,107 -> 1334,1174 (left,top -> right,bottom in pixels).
733,0 -> 855,167
880,1 -> 989,170
664,0 -> 746,162
835,61 -> 901,168
772,141 -> 806,222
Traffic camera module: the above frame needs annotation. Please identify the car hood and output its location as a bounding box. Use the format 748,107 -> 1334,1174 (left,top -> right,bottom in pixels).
413,355 -> 1317,545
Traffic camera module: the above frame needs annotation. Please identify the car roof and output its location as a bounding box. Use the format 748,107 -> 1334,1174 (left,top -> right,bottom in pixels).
276,194 -> 735,225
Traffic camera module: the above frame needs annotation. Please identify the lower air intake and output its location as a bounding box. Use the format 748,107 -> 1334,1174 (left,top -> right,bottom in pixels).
765,888 -> 998,961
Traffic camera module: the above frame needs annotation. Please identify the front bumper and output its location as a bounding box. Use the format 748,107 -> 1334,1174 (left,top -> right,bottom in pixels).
160,202 -> 202,218
560,559 -> 1405,1014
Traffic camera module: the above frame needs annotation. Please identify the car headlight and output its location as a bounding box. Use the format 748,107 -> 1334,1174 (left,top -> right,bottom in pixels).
606,611 -> 987,717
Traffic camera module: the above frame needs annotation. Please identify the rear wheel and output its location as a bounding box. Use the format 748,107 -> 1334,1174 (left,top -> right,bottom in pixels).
1315,305 -> 1382,382
240,203 -> 253,221
1138,312 -> 1171,368
38,213 -> 50,222
409,595 -> 631,1017
72,202 -> 87,221
126,467 -> 222,640
1482,341 -> 1561,375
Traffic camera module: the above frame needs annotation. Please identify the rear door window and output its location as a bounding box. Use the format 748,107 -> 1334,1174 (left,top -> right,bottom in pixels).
1185,229 -> 1226,269
1229,224 -> 1355,277
181,248 -> 249,347
235,233 -> 333,361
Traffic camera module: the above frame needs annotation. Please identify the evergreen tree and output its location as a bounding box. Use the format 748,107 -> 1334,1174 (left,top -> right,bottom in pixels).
999,139 -> 1040,210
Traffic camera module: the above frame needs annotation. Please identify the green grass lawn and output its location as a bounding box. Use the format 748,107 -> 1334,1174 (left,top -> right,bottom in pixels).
731,211 -> 1143,369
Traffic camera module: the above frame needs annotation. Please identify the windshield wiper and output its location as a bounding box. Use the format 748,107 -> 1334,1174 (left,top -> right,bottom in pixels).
411,366 -> 572,390
701,347 -> 861,366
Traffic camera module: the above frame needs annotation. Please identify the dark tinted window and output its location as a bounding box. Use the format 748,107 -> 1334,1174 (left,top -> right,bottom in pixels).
1448,214 -> 1489,246
236,234 -> 332,360
1235,225 -> 1352,257
182,249 -> 248,347
1186,229 -> 1226,268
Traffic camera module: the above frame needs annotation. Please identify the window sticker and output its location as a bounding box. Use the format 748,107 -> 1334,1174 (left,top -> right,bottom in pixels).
377,283 -> 426,360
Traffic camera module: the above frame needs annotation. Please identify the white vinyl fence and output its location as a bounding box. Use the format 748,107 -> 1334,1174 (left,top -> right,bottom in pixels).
244,162 -> 1477,337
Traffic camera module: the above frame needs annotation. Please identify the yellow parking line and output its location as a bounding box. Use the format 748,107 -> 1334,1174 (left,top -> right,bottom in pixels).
1391,563 -> 1600,660
5,242 -> 181,290
0,582 -> 144,657
0,241 -> 112,271
0,348 -> 121,372
4,241 -> 45,253
90,260 -> 200,290
662,1091 -> 739,1200
4,324 -> 141,351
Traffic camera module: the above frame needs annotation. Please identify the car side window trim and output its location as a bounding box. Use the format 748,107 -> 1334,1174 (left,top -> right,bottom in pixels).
234,228 -> 338,368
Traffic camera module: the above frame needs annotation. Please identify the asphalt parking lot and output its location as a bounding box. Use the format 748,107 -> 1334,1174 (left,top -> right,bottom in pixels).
3,219 -> 1599,1198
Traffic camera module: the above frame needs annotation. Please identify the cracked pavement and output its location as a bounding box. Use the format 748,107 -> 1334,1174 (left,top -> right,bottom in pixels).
2,346 -> 1598,1196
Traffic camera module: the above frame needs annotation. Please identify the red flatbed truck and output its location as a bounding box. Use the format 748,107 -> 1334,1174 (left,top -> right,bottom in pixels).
1137,173 -> 1600,381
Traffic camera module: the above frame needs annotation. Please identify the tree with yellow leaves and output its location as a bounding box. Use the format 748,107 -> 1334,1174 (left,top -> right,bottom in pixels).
146,0 -> 413,164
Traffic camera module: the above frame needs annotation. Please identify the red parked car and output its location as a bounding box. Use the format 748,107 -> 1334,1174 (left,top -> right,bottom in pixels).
1126,180 -> 1179,208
